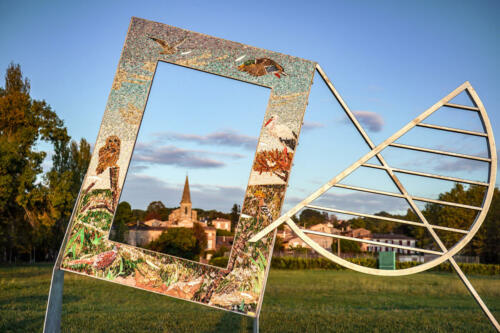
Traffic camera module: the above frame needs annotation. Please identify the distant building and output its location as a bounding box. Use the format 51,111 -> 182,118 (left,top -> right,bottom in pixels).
344,228 -> 372,252
212,217 -> 231,232
283,223 -> 340,250
125,176 -> 217,255
143,219 -> 168,228
167,176 -> 198,228
367,233 -> 416,255
127,222 -> 165,247
216,235 -> 234,251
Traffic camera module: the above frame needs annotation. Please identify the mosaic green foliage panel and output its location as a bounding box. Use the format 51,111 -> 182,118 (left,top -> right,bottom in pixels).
60,17 -> 316,316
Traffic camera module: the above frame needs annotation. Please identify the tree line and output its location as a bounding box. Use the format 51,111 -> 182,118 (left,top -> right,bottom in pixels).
293,184 -> 499,263
0,63 -> 90,262
0,63 -> 498,264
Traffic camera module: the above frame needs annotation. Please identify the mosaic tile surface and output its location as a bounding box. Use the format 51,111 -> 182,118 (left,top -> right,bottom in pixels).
60,17 -> 316,316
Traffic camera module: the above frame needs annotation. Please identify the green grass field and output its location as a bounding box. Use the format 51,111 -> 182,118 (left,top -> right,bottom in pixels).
0,264 -> 499,332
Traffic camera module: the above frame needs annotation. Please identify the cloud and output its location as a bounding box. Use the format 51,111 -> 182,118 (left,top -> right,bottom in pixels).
119,174 -> 245,212
133,144 -> 227,169
128,162 -> 149,173
283,190 -> 409,216
302,121 -> 325,132
155,130 -> 258,150
395,147 -> 489,173
349,111 -> 384,132
433,158 -> 486,172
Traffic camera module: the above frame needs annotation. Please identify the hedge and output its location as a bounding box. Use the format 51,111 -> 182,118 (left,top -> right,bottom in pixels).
209,256 -> 500,275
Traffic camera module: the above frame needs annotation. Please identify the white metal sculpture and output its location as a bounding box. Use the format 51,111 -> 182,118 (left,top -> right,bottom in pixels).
250,64 -> 499,331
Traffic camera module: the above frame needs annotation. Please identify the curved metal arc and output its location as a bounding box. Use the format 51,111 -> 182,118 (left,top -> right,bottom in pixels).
441,84 -> 497,259
259,77 -> 499,328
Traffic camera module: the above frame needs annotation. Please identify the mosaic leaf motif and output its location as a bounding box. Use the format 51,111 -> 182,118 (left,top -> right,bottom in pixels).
60,17 -> 316,317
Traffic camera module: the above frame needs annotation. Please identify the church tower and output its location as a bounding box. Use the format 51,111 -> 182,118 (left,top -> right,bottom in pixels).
167,175 -> 197,227
180,175 -> 192,220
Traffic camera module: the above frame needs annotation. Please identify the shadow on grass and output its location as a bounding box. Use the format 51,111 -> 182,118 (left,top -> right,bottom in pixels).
2,314 -> 46,333
209,311 -> 254,333
0,294 -> 81,307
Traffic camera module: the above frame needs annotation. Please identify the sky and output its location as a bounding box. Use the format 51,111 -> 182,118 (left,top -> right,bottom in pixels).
1,0 -> 499,216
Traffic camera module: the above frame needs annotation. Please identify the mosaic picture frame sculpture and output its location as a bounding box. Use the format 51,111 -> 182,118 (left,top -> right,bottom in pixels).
44,16 -> 315,329
44,17 -> 498,332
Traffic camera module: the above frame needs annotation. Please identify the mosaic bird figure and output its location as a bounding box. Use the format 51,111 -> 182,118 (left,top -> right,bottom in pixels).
68,246 -> 119,269
96,135 -> 121,175
237,58 -> 287,78
149,35 -> 187,55
264,115 -> 298,151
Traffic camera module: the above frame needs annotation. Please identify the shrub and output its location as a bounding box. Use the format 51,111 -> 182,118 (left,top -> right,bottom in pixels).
209,256 -> 229,267
270,257 -> 500,275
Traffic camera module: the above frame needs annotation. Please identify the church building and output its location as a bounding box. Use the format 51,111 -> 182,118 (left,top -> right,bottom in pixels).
125,176 -> 217,257
167,176 -> 198,227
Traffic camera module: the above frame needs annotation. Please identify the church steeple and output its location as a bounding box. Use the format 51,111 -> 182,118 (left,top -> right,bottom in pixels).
181,175 -> 191,204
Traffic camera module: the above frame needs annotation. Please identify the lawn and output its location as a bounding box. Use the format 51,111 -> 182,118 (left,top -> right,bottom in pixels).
0,264 -> 499,332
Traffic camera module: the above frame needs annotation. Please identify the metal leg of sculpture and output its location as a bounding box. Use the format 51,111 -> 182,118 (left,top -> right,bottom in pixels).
449,258 -> 500,331
253,316 -> 259,333
43,267 -> 64,333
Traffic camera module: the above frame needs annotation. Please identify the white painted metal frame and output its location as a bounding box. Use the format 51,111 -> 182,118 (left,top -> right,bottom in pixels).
250,64 -> 499,330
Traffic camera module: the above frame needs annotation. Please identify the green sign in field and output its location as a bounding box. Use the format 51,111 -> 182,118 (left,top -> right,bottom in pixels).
378,251 -> 396,270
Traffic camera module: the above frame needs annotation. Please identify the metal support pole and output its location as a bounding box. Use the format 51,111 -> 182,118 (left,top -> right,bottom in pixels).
253,316 -> 259,333
43,268 -> 64,333
449,258 -> 500,332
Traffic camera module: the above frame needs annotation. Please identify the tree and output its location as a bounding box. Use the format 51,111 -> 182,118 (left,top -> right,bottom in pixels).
147,228 -> 202,260
273,236 -> 284,252
419,184 -> 485,254
332,239 -> 361,254
131,209 -> 146,224
299,209 -> 327,228
194,208 -> 229,222
230,203 -> 240,232
145,201 -> 170,221
0,63 -> 68,262
193,222 -> 207,253
41,138 -> 91,259
475,188 -> 500,263
112,202 -> 132,243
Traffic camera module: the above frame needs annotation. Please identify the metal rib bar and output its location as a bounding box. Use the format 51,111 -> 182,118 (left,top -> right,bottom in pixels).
305,205 -> 468,234
390,143 -> 491,162
362,163 -> 489,186
250,79 -> 470,243
444,103 -> 479,111
301,229 -> 443,255
412,196 -> 482,210
416,123 -> 487,137
334,183 -> 404,198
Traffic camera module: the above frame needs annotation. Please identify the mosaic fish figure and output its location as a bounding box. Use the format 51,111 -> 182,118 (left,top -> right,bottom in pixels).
237,58 -> 287,78
149,35 -> 187,55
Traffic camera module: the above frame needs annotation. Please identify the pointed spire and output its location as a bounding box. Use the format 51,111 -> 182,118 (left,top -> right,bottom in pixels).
181,175 -> 191,204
